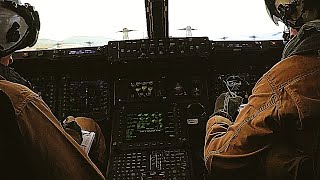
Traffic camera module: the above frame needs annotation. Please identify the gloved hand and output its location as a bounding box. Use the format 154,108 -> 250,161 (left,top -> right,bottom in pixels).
63,116 -> 83,144
213,92 -> 243,121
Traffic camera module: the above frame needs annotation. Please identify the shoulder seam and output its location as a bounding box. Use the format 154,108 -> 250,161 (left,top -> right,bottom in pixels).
277,67 -> 320,90
15,93 -> 38,116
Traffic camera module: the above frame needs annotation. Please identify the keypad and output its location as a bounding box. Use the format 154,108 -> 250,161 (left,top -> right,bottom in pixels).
110,149 -> 190,179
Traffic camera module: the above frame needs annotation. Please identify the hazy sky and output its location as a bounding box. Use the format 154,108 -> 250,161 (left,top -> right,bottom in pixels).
22,0 -> 285,41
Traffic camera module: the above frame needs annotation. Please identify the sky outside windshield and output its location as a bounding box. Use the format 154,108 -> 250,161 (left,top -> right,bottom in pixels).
21,0 -> 286,49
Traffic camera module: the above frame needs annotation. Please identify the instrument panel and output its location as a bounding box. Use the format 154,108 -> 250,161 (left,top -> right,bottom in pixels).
61,75 -> 110,121
12,38 -> 284,179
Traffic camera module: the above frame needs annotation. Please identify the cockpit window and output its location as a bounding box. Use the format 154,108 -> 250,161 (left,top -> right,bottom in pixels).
21,0 -> 285,50
169,0 -> 286,40
21,0 -> 148,50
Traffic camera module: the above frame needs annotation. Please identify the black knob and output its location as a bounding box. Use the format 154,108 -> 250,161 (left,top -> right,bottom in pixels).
186,103 -> 205,118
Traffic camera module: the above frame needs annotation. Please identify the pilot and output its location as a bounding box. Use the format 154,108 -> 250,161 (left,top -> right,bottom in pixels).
0,0 -> 105,179
0,55 -> 107,173
204,0 -> 320,179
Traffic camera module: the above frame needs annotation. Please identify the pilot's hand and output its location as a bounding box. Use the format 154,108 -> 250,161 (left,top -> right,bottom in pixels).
212,92 -> 243,121
63,116 -> 83,144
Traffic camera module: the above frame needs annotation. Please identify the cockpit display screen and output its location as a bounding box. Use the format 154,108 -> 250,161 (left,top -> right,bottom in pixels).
125,112 -> 167,141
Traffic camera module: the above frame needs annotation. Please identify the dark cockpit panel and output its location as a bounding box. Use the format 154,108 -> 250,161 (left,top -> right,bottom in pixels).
12,37 -> 284,179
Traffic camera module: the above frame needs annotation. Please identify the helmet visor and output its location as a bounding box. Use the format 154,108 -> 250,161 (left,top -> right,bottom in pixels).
0,7 -> 28,55
264,0 -> 282,25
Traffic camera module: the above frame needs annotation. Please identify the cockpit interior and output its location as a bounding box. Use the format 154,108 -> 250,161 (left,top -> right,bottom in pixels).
8,0 -> 287,179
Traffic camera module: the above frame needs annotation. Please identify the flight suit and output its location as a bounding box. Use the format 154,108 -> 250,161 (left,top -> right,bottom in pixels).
0,78 -> 105,180
205,20 -> 320,179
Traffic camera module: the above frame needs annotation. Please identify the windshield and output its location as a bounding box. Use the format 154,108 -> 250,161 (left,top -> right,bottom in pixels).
21,0 -> 285,50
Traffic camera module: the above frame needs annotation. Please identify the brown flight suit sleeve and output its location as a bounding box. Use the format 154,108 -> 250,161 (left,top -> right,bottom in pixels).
1,80 -> 105,179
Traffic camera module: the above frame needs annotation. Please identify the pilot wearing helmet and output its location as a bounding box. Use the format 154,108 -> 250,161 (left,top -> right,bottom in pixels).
205,0 -> 320,179
0,0 -> 105,179
0,0 -> 39,57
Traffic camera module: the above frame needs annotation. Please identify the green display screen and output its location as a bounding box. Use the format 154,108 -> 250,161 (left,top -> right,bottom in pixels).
126,112 -> 164,141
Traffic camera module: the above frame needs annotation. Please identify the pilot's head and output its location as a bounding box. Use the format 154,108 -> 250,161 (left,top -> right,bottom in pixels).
265,0 -> 320,30
0,0 -> 40,58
